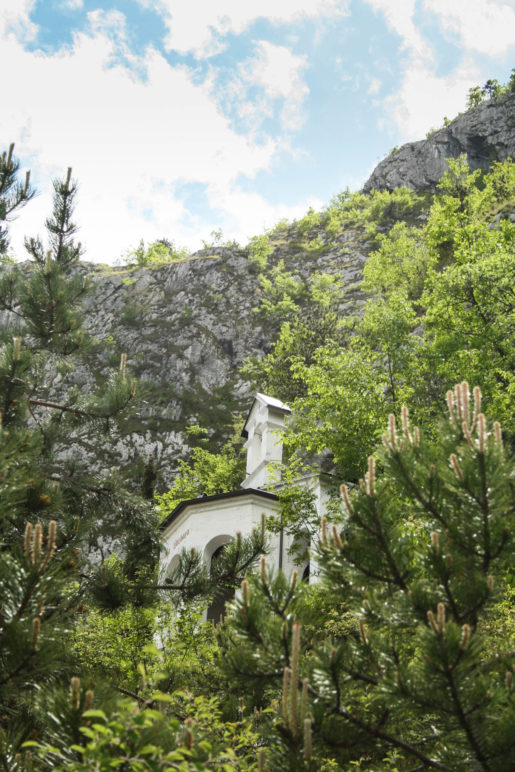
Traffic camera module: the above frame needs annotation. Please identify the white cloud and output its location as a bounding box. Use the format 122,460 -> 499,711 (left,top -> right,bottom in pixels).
385,58 -> 481,140
0,13 -> 287,262
148,0 -> 347,57
368,77 -> 381,95
365,0 -> 513,143
61,0 -> 84,10
363,0 -> 432,59
423,0 -> 515,57
0,0 -> 37,40
205,184 -> 324,241
233,41 -> 309,131
88,8 -> 126,36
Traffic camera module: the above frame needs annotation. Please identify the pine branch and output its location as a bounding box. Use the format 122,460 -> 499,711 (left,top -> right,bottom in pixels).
115,686 -> 152,707
332,705 -> 446,769
443,660 -> 492,770
47,474 -> 112,498
29,396 -> 133,421
29,398 -> 104,419
0,651 -> 36,687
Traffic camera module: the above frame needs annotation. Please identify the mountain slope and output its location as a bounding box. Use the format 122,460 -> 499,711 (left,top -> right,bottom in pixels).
9,92 -> 515,489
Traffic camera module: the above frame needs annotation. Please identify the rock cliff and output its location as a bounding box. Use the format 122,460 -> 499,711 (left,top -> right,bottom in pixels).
77,226 -> 368,487
11,92 -> 515,490
363,92 -> 515,193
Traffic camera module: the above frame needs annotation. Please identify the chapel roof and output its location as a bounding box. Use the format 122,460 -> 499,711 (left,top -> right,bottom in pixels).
159,487 -> 278,532
241,392 -> 291,438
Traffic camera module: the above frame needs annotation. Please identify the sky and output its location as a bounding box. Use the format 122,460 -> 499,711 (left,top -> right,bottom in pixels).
1,1 -> 514,264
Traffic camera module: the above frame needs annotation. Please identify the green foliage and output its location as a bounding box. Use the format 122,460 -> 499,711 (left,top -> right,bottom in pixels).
29,692 -> 260,770
3,126 -> 515,769
141,457 -> 157,500
0,157 -> 143,548
250,156 -> 515,496
283,345 -> 389,481
0,143 -> 34,255
359,290 -> 421,405
482,77 -> 502,99
299,233 -> 326,255
219,385 -> 515,770
423,235 -> 515,430
247,233 -> 273,270
154,603 -> 223,696
363,220 -> 434,299
200,228 -> 241,250
121,238 -> 190,267
467,72 -> 513,108
71,604 -> 156,691
155,436 -> 245,520
295,206 -> 322,237
417,158 -> 515,431
236,153 -> 515,772
257,259 -> 308,320
467,85 -> 484,108
245,265 -> 346,402
0,147 -> 158,764
267,217 -> 290,237
363,186 -> 429,237
268,472 -> 324,564
323,186 -> 428,240
0,518 -> 79,763
243,310 -> 346,403
201,228 -> 224,249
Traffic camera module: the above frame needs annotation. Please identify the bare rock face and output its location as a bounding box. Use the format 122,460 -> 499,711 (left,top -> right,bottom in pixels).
363,93 -> 515,193
74,234 -> 368,487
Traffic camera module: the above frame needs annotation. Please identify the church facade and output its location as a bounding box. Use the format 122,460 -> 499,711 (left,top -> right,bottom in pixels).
159,393 -> 331,616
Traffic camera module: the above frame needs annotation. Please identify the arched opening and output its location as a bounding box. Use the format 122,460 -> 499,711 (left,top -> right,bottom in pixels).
292,531 -> 311,584
302,562 -> 310,583
204,534 -> 234,565
205,535 -> 235,624
166,554 -> 181,582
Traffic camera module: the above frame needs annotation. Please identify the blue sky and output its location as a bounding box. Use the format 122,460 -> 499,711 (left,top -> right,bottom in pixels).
1,0 -> 513,263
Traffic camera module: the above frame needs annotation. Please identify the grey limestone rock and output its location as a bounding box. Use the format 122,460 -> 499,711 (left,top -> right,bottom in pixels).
363,92 -> 515,193
72,239 -> 367,486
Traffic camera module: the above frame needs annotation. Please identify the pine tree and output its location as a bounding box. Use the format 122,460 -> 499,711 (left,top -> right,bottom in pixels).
0,146 -> 158,764
0,145 -> 267,768
219,382 -> 515,770
0,143 -> 34,256
0,149 -> 154,560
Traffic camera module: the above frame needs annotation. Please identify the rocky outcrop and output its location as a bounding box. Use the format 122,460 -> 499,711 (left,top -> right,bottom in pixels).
71,230 -> 368,487
363,92 -> 515,193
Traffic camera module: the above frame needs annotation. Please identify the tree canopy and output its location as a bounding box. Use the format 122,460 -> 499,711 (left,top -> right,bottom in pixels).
1,143 -> 514,770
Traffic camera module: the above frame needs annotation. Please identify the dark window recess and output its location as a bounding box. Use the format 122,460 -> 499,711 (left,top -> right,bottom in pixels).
206,544 -> 235,623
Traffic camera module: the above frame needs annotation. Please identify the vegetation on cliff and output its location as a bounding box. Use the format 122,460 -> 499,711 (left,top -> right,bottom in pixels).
1,123 -> 514,771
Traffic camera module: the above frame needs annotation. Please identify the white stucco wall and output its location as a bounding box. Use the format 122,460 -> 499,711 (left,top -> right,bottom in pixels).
160,475 -> 335,585
242,394 -> 290,489
160,492 -> 283,580
158,395 -> 336,591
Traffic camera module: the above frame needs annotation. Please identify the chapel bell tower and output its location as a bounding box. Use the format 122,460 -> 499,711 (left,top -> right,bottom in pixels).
241,393 -> 291,489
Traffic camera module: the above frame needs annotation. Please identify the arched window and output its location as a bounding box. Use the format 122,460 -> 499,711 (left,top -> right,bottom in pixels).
205,536 -> 235,624
302,563 -> 310,583
166,554 -> 181,583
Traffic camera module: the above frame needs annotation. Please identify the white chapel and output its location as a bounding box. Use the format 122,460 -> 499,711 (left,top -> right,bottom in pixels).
159,393 -> 331,618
